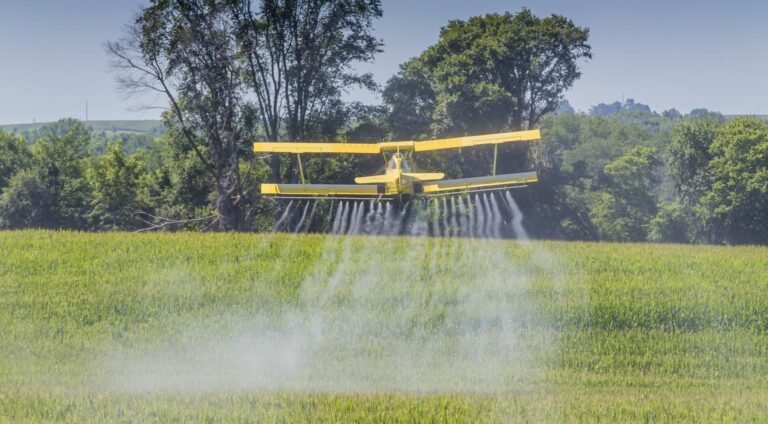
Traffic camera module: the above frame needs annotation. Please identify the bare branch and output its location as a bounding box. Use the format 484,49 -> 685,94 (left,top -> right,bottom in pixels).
132,209 -> 218,232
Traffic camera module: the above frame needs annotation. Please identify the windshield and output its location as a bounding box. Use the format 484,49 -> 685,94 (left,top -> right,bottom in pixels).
387,153 -> 411,172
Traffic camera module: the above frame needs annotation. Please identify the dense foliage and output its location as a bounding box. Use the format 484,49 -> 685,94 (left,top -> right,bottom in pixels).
383,9 -> 591,138
1,108 -> 767,244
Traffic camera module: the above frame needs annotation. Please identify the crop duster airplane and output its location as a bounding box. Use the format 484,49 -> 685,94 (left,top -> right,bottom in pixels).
253,129 -> 540,201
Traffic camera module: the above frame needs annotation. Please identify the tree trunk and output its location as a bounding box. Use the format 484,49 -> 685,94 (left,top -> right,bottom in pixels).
212,131 -> 243,231
270,154 -> 281,183
215,182 -> 238,230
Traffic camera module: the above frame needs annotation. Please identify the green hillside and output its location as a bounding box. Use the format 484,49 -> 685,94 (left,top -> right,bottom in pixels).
1,231 -> 767,422
0,120 -> 164,135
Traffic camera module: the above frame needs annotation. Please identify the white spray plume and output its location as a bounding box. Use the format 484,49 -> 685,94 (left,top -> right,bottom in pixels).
102,192 -> 565,394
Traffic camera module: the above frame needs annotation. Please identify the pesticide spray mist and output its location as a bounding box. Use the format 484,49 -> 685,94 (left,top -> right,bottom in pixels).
104,191 -> 564,393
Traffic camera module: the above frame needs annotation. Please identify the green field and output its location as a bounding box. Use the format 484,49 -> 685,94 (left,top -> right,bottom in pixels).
1,231 -> 767,422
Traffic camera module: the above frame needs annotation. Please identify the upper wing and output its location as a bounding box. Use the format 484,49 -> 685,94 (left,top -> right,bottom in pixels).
413,130 -> 541,152
253,142 -> 381,154
253,130 -> 541,155
253,141 -> 418,154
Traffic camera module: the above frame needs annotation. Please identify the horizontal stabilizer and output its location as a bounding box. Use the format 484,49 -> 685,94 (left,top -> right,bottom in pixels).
354,174 -> 399,184
401,172 -> 445,182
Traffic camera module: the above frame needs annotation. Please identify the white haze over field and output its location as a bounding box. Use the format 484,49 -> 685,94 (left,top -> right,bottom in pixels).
102,192 -> 570,393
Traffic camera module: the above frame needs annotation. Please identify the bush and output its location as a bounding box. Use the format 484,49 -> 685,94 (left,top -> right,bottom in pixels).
648,203 -> 692,243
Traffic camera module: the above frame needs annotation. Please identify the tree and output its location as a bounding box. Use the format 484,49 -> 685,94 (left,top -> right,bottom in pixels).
0,130 -> 32,191
0,119 -> 91,229
0,171 -> 52,229
621,99 -> 651,114
590,99 -> 652,117
107,1 -> 253,230
662,108 -> 682,119
525,115 -> 587,240
134,124 -> 221,231
382,59 -> 435,139
667,117 -> 721,207
556,100 -> 575,115
590,146 -> 660,241
384,8 -> 591,137
32,119 -> 92,228
689,108 -> 710,117
648,203 -> 692,243
699,117 -> 768,244
87,142 -> 146,230
228,0 -> 382,182
108,0 -> 383,229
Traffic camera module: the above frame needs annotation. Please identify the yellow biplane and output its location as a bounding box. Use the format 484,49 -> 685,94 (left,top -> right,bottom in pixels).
253,129 -> 540,200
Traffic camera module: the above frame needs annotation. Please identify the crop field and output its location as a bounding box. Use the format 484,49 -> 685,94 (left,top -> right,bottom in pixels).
1,231 -> 768,422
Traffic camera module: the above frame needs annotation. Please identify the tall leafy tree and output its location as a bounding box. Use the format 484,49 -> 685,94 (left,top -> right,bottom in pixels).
0,119 -> 91,229
0,130 -> 32,191
382,60 -> 435,140
667,117 -> 722,207
107,0 -> 253,230
33,119 -> 92,228
229,0 -> 382,181
589,146 -> 660,242
699,117 -> 768,244
135,121 -> 242,231
87,142 -> 146,230
0,171 -> 52,229
108,0 -> 383,229
384,8 -> 591,137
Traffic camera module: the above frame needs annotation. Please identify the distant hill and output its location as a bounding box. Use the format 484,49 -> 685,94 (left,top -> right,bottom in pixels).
0,120 -> 165,136
724,114 -> 768,120
0,120 -> 165,155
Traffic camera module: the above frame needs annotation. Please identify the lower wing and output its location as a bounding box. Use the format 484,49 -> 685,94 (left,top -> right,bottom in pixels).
415,171 -> 537,195
260,183 -> 387,199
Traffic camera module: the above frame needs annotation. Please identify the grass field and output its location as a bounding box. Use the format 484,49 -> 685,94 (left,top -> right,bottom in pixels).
1,231 -> 767,422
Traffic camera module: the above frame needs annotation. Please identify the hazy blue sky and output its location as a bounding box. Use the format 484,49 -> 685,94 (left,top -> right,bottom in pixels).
2,0 -> 767,125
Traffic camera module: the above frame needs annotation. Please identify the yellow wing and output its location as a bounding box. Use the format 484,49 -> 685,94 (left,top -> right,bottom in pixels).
401,172 -> 445,182
253,130 -> 541,154
354,174 -> 400,184
260,183 -> 386,197
253,142 -> 380,154
354,172 -> 444,184
413,130 -> 540,152
417,172 -> 538,194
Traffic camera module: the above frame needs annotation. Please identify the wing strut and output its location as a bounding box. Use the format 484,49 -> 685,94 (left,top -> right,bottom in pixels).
492,145 -> 498,176
297,153 -> 306,184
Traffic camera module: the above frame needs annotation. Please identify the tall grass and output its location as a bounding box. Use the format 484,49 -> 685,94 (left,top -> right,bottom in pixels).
1,231 -> 767,422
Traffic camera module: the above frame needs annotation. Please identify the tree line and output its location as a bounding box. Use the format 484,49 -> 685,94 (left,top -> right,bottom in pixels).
1,2 -> 766,243
1,106 -> 767,244
529,109 -> 768,244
